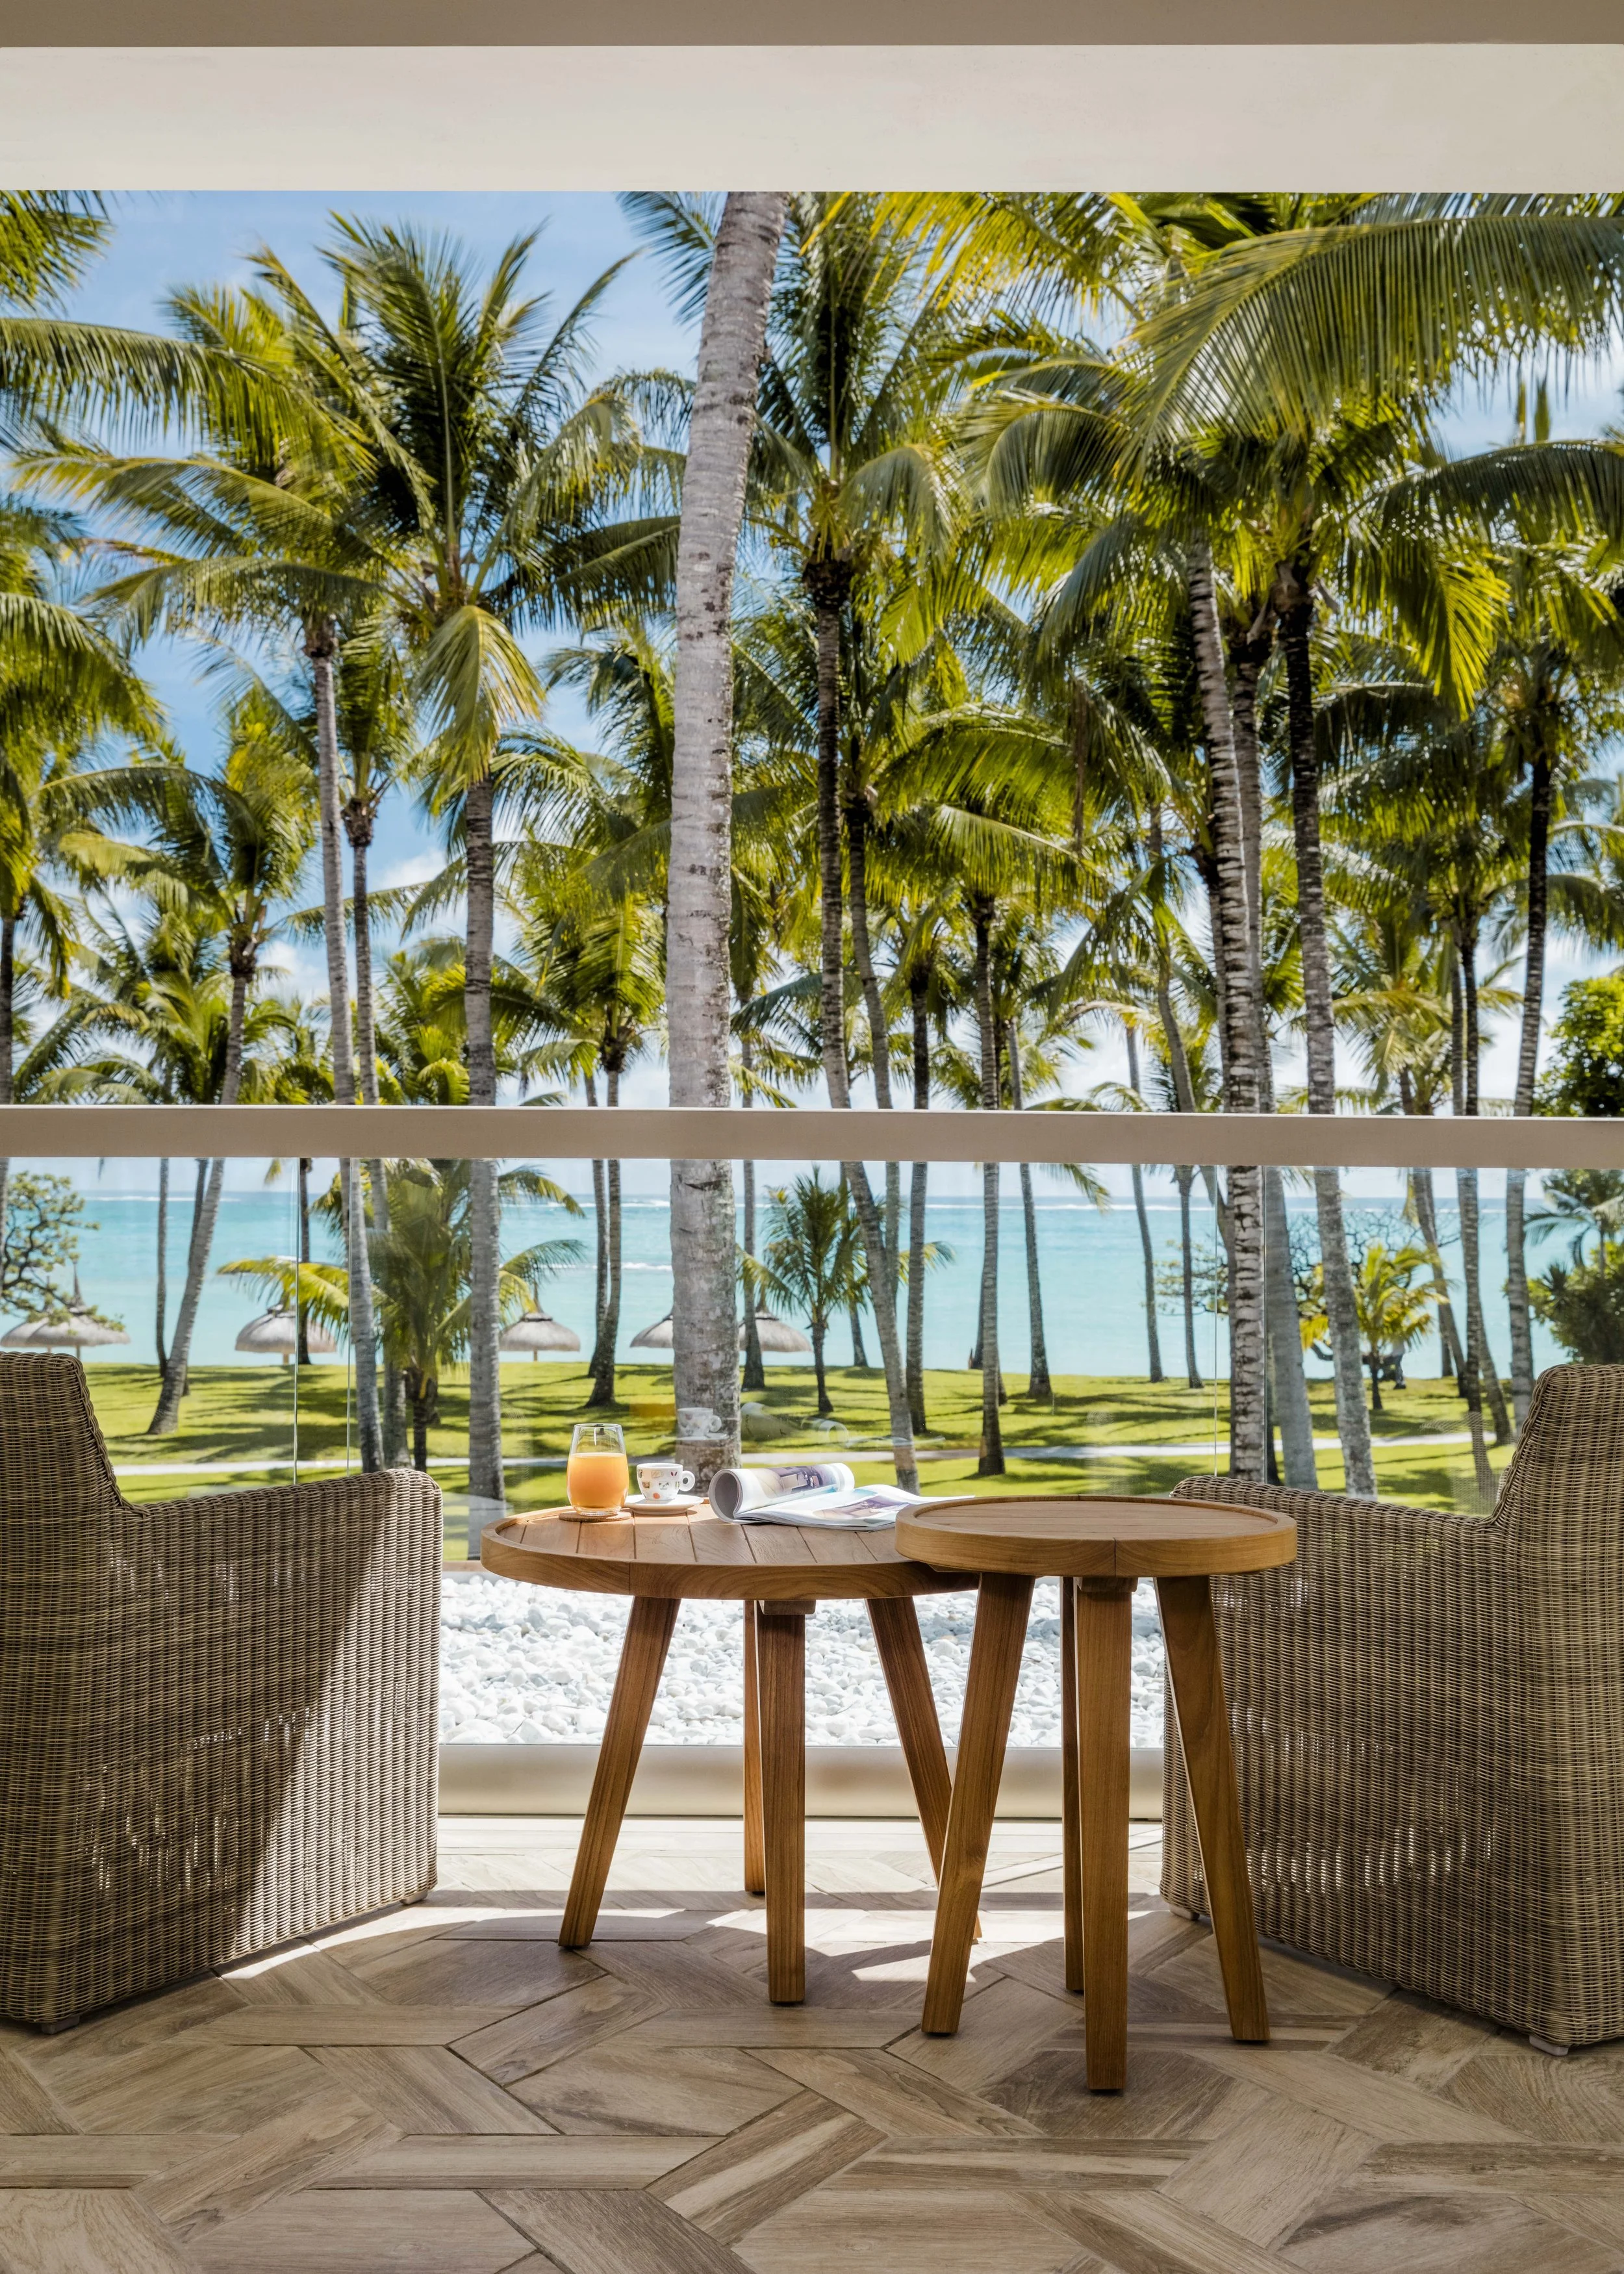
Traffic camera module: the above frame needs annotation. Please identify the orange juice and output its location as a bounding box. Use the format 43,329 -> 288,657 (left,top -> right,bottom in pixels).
567,1446 -> 629,1515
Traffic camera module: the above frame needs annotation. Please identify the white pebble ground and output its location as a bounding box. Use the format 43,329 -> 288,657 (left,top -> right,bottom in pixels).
440,1571 -> 1167,1750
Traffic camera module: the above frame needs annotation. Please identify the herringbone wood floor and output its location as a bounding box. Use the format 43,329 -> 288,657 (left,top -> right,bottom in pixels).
5,1815 -> 1624,2273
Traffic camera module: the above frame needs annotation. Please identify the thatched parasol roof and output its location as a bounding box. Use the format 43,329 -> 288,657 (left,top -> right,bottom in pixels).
629,1312 -> 674,1350
235,1307 -> 336,1360
741,1307 -> 811,1354
1,1277 -> 129,1353
500,1309 -> 581,1356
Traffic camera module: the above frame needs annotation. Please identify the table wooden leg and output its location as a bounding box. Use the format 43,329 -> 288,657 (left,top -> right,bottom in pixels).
757,1600 -> 810,2004
742,1603 -> 765,1898
1158,1575 -> 1269,2045
922,1573 -> 1034,2036
1060,1577 -> 1084,1995
867,1597 -> 952,1879
560,1594 -> 678,1949
1076,1576 -> 1132,2089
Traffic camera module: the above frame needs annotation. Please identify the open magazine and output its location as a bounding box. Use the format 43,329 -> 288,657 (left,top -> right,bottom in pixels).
708,1463 -> 926,1531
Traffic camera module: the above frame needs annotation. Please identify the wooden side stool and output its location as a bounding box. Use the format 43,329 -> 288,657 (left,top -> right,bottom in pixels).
894,1495 -> 1297,2089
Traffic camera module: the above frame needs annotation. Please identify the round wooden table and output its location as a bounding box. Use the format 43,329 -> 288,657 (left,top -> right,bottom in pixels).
894,1495 -> 1297,2089
482,1507 -> 968,2004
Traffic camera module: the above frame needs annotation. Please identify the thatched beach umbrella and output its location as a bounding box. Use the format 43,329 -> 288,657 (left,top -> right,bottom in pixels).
236,1307 -> 336,1366
1,1276 -> 129,1357
500,1309 -> 581,1360
630,1312 -> 674,1350
740,1307 -> 811,1355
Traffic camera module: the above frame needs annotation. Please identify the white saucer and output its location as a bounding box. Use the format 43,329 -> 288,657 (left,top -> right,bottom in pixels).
624,1492 -> 704,1514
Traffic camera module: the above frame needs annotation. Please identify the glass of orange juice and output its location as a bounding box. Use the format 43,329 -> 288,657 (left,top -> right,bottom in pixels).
567,1422 -> 629,1518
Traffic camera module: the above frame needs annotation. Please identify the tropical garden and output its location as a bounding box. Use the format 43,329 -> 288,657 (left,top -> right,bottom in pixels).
5,187 -> 1624,1524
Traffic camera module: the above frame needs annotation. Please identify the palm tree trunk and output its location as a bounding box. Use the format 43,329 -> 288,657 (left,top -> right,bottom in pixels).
845,784 -> 902,1314
463,766 -> 504,1505
1187,544 -> 1265,1479
1007,1019 -> 1053,1399
848,1301 -> 869,1369
1122,1026 -> 1161,1386
1177,1166 -> 1202,1388
296,1155 -> 311,1368
666,191 -> 783,1488
348,810 -> 406,1463
972,902 -> 1004,1476
155,1153 -> 170,1379
585,1069 -> 609,1375
906,975 -> 930,1432
149,964 -> 252,1435
812,1320 -> 831,1416
1459,924 -> 1512,1444
308,624 -> 383,1474
1230,637 -> 1318,1487
740,1032 -> 765,1392
589,1064 -> 623,1407
0,908 -> 12,1289
806,561 -> 917,1489
1506,750 -> 1551,1428
1410,1164 -> 1467,1379
1276,570 -> 1376,1498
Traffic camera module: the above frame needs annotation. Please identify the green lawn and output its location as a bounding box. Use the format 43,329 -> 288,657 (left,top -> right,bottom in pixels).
85,1359 -> 1508,1546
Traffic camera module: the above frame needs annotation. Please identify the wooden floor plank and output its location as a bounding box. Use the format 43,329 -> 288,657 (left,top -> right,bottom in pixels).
210,2006 -> 513,2045
0,2189 -> 199,2273
136,2091 -> 394,2240
451,1976 -> 662,2084
1158,2098 -> 1377,2246
186,2188 -> 537,2273
511,2041 -> 801,2138
752,2048 -> 1044,2140
734,2186 -> 1087,2273
0,2136 -> 232,2187
309,2046 -> 556,2136
490,2186 -> 754,2274
314,2133 -> 715,2188
652,2089 -> 882,2240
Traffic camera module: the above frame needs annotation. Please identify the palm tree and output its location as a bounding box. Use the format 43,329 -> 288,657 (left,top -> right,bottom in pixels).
220,218 -> 669,1506
231,1160 -> 583,1472
749,1171 -> 867,1418
85,708 -> 316,1432
0,494 -> 155,1279
625,191 -> 785,1487
685,190 -> 966,1492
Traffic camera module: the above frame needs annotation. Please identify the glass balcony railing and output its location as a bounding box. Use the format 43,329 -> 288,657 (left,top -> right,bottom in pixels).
0,1116 -> 1567,1754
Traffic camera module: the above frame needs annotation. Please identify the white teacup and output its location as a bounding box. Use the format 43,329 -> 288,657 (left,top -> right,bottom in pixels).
636,1460 -> 696,1505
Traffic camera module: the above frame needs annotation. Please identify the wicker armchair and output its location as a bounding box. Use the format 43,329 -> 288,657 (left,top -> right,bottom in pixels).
0,1353 -> 441,2029
1163,1363 -> 1624,2050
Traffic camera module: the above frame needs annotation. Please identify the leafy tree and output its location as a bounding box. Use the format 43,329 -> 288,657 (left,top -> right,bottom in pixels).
1538,975 -> 1624,1119
0,1171 -> 102,1319
747,1171 -> 868,1417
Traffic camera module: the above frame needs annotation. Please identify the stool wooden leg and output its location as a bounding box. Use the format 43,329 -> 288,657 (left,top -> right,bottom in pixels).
1157,1575 -> 1269,2045
561,1594 -> 679,1948
922,1574 -> 1034,2036
1076,1577 -> 1132,2090
869,1598 -> 983,1941
743,1603 -> 766,1898
1060,1577 -> 1084,1995
757,1602 -> 809,2004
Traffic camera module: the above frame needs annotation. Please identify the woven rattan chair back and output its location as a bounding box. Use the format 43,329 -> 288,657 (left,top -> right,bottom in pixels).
1163,1361 -> 1624,2049
0,1351 -> 440,2030
0,1352 -> 124,1521
1491,1361 -> 1624,1541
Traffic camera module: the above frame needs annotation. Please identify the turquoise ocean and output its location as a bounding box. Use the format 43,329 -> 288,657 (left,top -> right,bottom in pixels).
3,1159 -> 1561,1384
